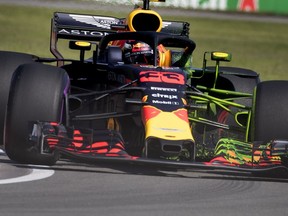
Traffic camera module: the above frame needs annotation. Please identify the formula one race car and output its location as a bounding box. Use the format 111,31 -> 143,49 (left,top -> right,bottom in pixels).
1,0 -> 288,176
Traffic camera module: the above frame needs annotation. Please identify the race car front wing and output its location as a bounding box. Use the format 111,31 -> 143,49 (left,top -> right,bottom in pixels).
28,121 -> 288,177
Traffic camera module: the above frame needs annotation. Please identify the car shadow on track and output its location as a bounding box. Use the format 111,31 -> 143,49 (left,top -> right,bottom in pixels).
2,159 -> 288,184
1,151 -> 288,183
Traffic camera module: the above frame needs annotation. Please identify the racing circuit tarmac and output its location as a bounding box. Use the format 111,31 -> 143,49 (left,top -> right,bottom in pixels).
1,148 -> 288,216
1,1 -> 288,215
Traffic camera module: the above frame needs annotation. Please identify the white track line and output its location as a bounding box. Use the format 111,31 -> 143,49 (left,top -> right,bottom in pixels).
0,167 -> 55,185
0,149 -> 55,184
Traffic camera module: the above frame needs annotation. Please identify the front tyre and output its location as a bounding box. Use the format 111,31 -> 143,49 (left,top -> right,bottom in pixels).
5,63 -> 70,165
0,51 -> 36,145
251,81 -> 288,142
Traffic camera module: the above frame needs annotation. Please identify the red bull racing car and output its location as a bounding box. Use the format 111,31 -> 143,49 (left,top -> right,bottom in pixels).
1,0 -> 288,177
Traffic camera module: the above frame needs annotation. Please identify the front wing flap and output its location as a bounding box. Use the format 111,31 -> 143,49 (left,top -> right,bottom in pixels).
29,121 -> 288,177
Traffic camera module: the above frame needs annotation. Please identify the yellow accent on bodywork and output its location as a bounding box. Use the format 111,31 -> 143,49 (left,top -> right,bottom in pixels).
75,41 -> 91,47
145,111 -> 194,141
127,9 -> 162,32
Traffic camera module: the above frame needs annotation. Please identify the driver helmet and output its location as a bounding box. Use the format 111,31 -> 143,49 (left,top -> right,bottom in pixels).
123,41 -> 154,65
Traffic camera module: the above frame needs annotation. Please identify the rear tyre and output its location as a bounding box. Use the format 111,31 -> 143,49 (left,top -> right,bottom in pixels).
0,51 -> 36,145
251,81 -> 288,142
5,63 -> 70,165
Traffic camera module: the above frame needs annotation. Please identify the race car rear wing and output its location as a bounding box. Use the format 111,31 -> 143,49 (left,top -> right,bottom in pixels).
50,12 -> 190,59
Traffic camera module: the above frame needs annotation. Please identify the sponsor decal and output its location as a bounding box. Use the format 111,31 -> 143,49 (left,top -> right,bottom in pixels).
150,86 -> 177,92
58,29 -> 109,37
197,0 -> 227,10
69,14 -> 119,29
152,100 -> 180,105
139,71 -> 185,85
152,93 -> 178,100
238,0 -> 258,12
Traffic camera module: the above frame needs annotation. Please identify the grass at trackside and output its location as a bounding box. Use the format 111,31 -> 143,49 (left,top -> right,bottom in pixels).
0,4 -> 288,80
165,15 -> 288,80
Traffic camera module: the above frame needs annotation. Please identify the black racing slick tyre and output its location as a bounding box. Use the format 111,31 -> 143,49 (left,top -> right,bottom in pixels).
0,51 -> 36,145
251,81 -> 288,143
5,63 -> 70,165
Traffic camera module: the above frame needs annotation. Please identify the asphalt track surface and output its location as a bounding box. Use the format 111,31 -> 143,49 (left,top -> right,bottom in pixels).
1,1 -> 288,216
1,149 -> 288,216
